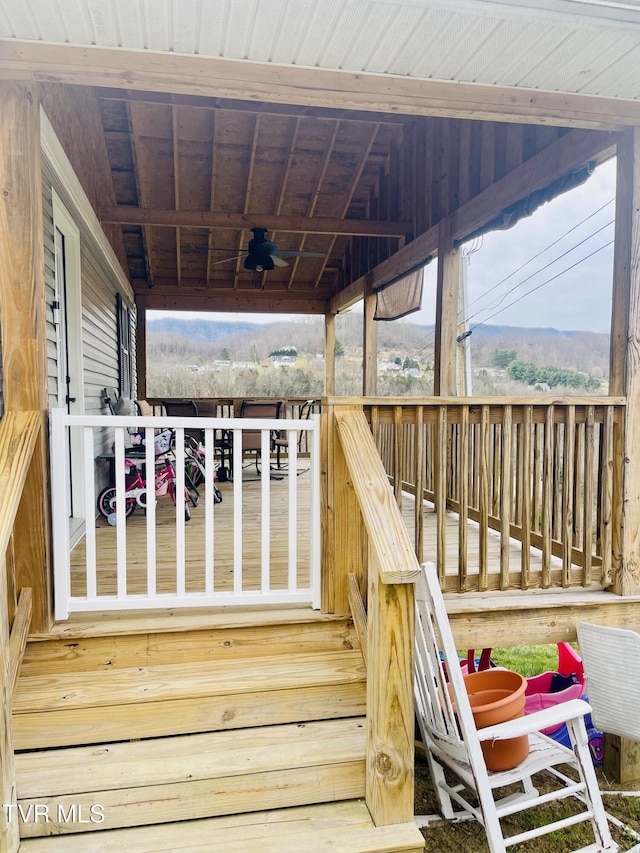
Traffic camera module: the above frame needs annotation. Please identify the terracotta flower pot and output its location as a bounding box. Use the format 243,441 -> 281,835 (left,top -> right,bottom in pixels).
463,669 -> 529,771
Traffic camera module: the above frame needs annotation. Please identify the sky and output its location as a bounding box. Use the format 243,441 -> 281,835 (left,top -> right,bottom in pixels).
148,157 -> 617,335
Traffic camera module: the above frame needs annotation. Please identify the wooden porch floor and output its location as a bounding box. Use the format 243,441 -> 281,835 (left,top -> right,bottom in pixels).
70,465 -> 313,598
69,469 -> 598,601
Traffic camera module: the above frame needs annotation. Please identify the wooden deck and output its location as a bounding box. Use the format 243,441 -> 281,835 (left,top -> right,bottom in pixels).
69,471 -> 600,602
62,468 -> 640,652
398,493 -> 599,594
70,466 -> 313,598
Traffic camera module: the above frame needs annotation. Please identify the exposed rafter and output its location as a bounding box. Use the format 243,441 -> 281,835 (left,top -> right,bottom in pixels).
99,207 -> 411,237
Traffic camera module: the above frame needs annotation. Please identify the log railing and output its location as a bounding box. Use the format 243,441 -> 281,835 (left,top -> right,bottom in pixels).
331,408 -> 420,828
0,411 -> 37,853
355,397 -> 625,594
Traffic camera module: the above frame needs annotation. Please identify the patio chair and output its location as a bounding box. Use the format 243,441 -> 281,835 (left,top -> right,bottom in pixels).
272,399 -> 315,474
238,400 -> 282,478
415,562 -> 616,853
577,622 -> 640,743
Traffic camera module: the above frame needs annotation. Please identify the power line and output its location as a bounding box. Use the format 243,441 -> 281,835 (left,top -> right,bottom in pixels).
463,218 -> 614,326
459,197 -> 614,320
470,240 -> 614,332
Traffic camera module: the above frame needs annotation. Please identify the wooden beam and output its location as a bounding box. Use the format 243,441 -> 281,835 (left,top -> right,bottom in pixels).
100,206 -> 410,238
324,313 -> 336,397
330,277 -> 367,314
0,81 -> 52,633
3,42 -> 640,129
447,590 -> 640,649
433,219 -> 459,396
93,87 -> 409,125
331,128 -> 614,306
363,275 -> 377,396
610,128 -> 640,596
451,128 -> 616,244
9,588 -> 32,696
144,291 -> 329,314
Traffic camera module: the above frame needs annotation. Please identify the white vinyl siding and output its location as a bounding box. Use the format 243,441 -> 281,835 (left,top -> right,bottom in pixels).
41,154 -> 135,421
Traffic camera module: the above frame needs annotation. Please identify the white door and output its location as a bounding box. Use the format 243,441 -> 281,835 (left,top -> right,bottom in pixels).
52,192 -> 84,536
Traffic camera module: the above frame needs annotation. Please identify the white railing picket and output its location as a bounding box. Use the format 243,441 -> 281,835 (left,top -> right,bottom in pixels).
174,426 -> 186,597
288,430 -> 298,593
114,426 -> 127,600
51,407 -> 71,621
83,425 -> 97,600
144,426 -> 157,598
310,414 -> 321,610
204,427 -> 215,595
261,428 -> 271,593
233,427 -> 243,596
50,409 -> 320,617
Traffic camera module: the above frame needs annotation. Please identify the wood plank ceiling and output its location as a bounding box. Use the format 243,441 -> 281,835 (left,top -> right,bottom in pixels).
97,90 -> 406,307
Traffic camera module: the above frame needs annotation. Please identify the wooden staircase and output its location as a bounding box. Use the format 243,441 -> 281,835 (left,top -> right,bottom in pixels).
12,610 -> 424,852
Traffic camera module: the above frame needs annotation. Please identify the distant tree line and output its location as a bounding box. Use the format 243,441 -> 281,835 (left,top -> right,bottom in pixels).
506,360 -> 600,391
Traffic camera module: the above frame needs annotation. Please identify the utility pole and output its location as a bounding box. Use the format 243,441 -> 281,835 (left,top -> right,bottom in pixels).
456,246 -> 473,396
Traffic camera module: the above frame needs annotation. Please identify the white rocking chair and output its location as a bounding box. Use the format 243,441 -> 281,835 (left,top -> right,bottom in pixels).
415,562 -> 617,853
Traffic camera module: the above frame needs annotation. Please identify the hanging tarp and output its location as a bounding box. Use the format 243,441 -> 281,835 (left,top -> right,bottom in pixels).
456,164 -> 595,247
374,264 -> 429,322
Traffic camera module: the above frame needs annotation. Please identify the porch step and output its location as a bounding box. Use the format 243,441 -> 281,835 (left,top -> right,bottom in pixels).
17,801 -> 425,852
13,647 -> 366,749
15,718 -> 367,837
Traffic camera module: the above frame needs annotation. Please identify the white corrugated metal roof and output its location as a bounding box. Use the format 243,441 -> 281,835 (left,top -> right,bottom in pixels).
1,0 -> 639,100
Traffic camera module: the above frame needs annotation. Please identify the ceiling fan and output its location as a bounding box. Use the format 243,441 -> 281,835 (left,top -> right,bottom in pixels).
205,228 -> 326,272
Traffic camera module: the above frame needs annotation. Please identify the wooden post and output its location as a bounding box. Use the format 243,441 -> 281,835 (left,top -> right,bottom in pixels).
0,81 -> 52,634
363,273 -> 377,396
321,403 -> 363,614
324,312 -> 336,396
434,218 -> 460,396
609,128 -> 640,597
604,128 -> 640,783
135,293 -> 147,400
366,547 -> 414,825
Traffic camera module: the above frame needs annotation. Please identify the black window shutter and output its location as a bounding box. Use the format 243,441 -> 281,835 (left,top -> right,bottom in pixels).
116,293 -> 133,399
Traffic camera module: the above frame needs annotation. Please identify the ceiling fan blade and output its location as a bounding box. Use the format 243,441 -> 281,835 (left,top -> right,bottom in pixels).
208,253 -> 247,266
271,254 -> 289,268
273,250 -> 326,259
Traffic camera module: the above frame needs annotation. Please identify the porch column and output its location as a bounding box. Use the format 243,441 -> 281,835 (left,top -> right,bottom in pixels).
433,218 -> 460,396
324,311 -> 336,396
605,128 -> 640,785
0,79 -> 49,853
363,273 -> 377,395
0,81 -> 52,633
609,128 -> 640,598
135,293 -> 147,400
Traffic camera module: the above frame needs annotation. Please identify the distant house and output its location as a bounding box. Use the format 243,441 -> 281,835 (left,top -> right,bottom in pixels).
379,361 -> 402,372
213,360 -> 231,369
271,355 -> 298,367
232,361 -> 257,369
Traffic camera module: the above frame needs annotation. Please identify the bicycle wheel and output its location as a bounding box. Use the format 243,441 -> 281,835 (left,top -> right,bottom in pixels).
97,486 -> 136,519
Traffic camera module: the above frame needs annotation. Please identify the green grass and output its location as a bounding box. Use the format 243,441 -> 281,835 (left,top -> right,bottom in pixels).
491,644 -> 560,677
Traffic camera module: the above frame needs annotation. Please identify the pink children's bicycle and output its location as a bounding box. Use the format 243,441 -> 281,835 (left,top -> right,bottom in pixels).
97,429 -> 191,523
